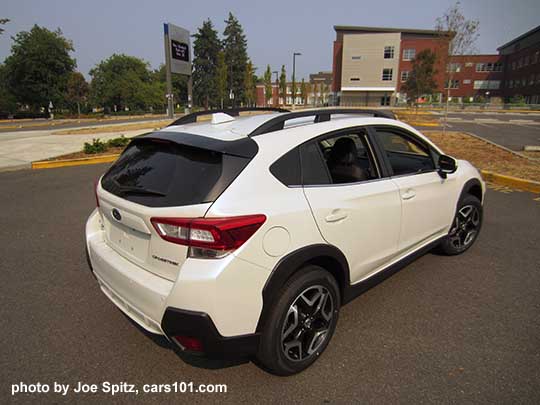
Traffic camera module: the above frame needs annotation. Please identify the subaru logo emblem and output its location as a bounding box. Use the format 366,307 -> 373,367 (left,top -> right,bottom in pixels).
112,208 -> 122,221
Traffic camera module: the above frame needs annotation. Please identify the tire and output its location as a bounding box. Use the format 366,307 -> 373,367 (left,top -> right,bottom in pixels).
439,194 -> 483,255
256,266 -> 340,376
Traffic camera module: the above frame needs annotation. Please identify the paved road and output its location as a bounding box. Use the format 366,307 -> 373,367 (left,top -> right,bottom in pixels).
0,116 -> 171,133
1,164 -> 539,404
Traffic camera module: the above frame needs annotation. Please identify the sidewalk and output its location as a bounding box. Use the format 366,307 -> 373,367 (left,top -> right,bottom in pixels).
0,129 -> 147,171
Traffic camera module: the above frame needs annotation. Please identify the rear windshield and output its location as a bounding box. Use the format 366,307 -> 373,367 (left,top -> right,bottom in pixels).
101,139 -> 250,207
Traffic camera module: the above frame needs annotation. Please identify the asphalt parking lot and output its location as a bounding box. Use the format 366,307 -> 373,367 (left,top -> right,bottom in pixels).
436,112 -> 540,151
1,164 -> 539,404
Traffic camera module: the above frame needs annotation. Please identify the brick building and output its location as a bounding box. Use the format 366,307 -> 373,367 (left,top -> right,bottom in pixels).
498,25 -> 540,104
443,54 -> 505,101
255,72 -> 333,107
332,24 -> 540,106
332,26 -> 451,106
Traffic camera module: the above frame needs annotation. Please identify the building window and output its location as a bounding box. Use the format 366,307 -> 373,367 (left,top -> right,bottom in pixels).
400,71 -> 410,82
403,48 -> 415,61
534,51 -> 539,64
537,73 -> 540,84
475,62 -> 503,72
518,58 -> 523,68
447,63 -> 461,73
463,79 -> 472,84
384,46 -> 395,59
465,62 -> 473,67
530,74 -> 535,85
512,61 -> 516,70
445,79 -> 459,89
473,80 -> 501,90
380,95 -> 391,106
382,68 -> 393,81
508,80 -> 513,88
524,56 -> 530,66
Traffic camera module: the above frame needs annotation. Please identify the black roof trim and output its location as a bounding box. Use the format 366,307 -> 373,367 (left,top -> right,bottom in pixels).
248,109 -> 396,137
168,107 -> 290,127
333,25 -> 451,36
136,131 -> 258,158
497,24 -> 540,51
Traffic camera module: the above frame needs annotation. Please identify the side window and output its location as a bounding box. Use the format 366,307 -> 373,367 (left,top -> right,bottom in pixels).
316,131 -> 379,185
375,128 -> 435,176
270,147 -> 301,186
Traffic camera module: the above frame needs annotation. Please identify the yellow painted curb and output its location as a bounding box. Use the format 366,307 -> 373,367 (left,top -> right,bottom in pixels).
32,154 -> 120,169
481,170 -> 540,194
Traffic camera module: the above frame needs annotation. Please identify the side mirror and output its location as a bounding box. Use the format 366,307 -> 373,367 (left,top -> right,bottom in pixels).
438,154 -> 457,178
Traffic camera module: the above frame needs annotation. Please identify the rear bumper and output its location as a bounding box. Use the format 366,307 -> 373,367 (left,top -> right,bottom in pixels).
85,208 -> 267,358
162,307 -> 260,358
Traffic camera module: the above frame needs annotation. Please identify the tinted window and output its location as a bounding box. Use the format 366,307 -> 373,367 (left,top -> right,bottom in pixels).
375,129 -> 435,176
270,147 -> 301,186
101,139 -> 250,207
301,142 -> 331,185
317,132 -> 379,184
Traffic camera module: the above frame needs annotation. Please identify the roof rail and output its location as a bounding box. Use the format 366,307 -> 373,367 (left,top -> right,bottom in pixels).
248,108 -> 396,137
168,107 -> 290,127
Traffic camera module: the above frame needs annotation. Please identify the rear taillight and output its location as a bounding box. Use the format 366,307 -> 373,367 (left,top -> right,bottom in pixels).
150,215 -> 266,259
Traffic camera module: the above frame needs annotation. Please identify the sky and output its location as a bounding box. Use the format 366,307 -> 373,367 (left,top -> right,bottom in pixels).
1,0 -> 539,80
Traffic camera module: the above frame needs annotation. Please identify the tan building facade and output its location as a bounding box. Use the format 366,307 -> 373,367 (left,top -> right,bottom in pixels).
340,32 -> 401,106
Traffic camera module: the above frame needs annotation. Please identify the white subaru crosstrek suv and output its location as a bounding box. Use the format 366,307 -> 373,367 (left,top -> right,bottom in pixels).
86,108 -> 484,375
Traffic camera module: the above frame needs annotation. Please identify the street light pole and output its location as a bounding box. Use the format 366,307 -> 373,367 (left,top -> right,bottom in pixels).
292,52 -> 301,110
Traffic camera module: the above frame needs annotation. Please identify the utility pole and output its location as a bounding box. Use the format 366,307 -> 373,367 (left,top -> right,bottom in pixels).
292,52 -> 301,110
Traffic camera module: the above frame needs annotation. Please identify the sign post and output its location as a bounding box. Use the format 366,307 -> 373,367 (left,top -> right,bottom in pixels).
164,23 -> 192,118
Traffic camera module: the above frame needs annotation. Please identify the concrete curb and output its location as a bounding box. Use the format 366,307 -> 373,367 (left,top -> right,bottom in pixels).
32,154 -> 120,169
480,170 -> 540,194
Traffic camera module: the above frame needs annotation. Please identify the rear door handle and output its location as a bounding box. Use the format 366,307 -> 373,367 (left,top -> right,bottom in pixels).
401,189 -> 416,200
325,210 -> 348,223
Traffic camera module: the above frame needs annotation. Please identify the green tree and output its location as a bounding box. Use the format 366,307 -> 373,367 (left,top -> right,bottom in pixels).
3,25 -> 75,110
89,54 -> 161,111
402,49 -> 438,107
0,64 -> 17,113
300,78 -> 307,105
279,65 -> 287,106
223,12 -> 248,106
263,65 -> 273,106
0,18 -> 9,35
312,83 -> 318,106
216,51 -> 228,108
192,19 -> 221,109
66,72 -> 89,117
154,64 -> 188,109
244,60 -> 256,106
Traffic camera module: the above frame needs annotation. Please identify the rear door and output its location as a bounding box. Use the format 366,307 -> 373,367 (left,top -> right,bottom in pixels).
98,137 -> 251,281
371,126 -> 456,252
301,127 -> 402,283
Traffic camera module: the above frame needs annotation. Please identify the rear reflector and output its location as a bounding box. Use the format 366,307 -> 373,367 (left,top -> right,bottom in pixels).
174,336 -> 204,352
151,215 -> 266,258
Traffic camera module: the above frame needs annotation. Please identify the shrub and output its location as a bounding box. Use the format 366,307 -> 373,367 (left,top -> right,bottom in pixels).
83,138 -> 107,154
107,136 -> 130,148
